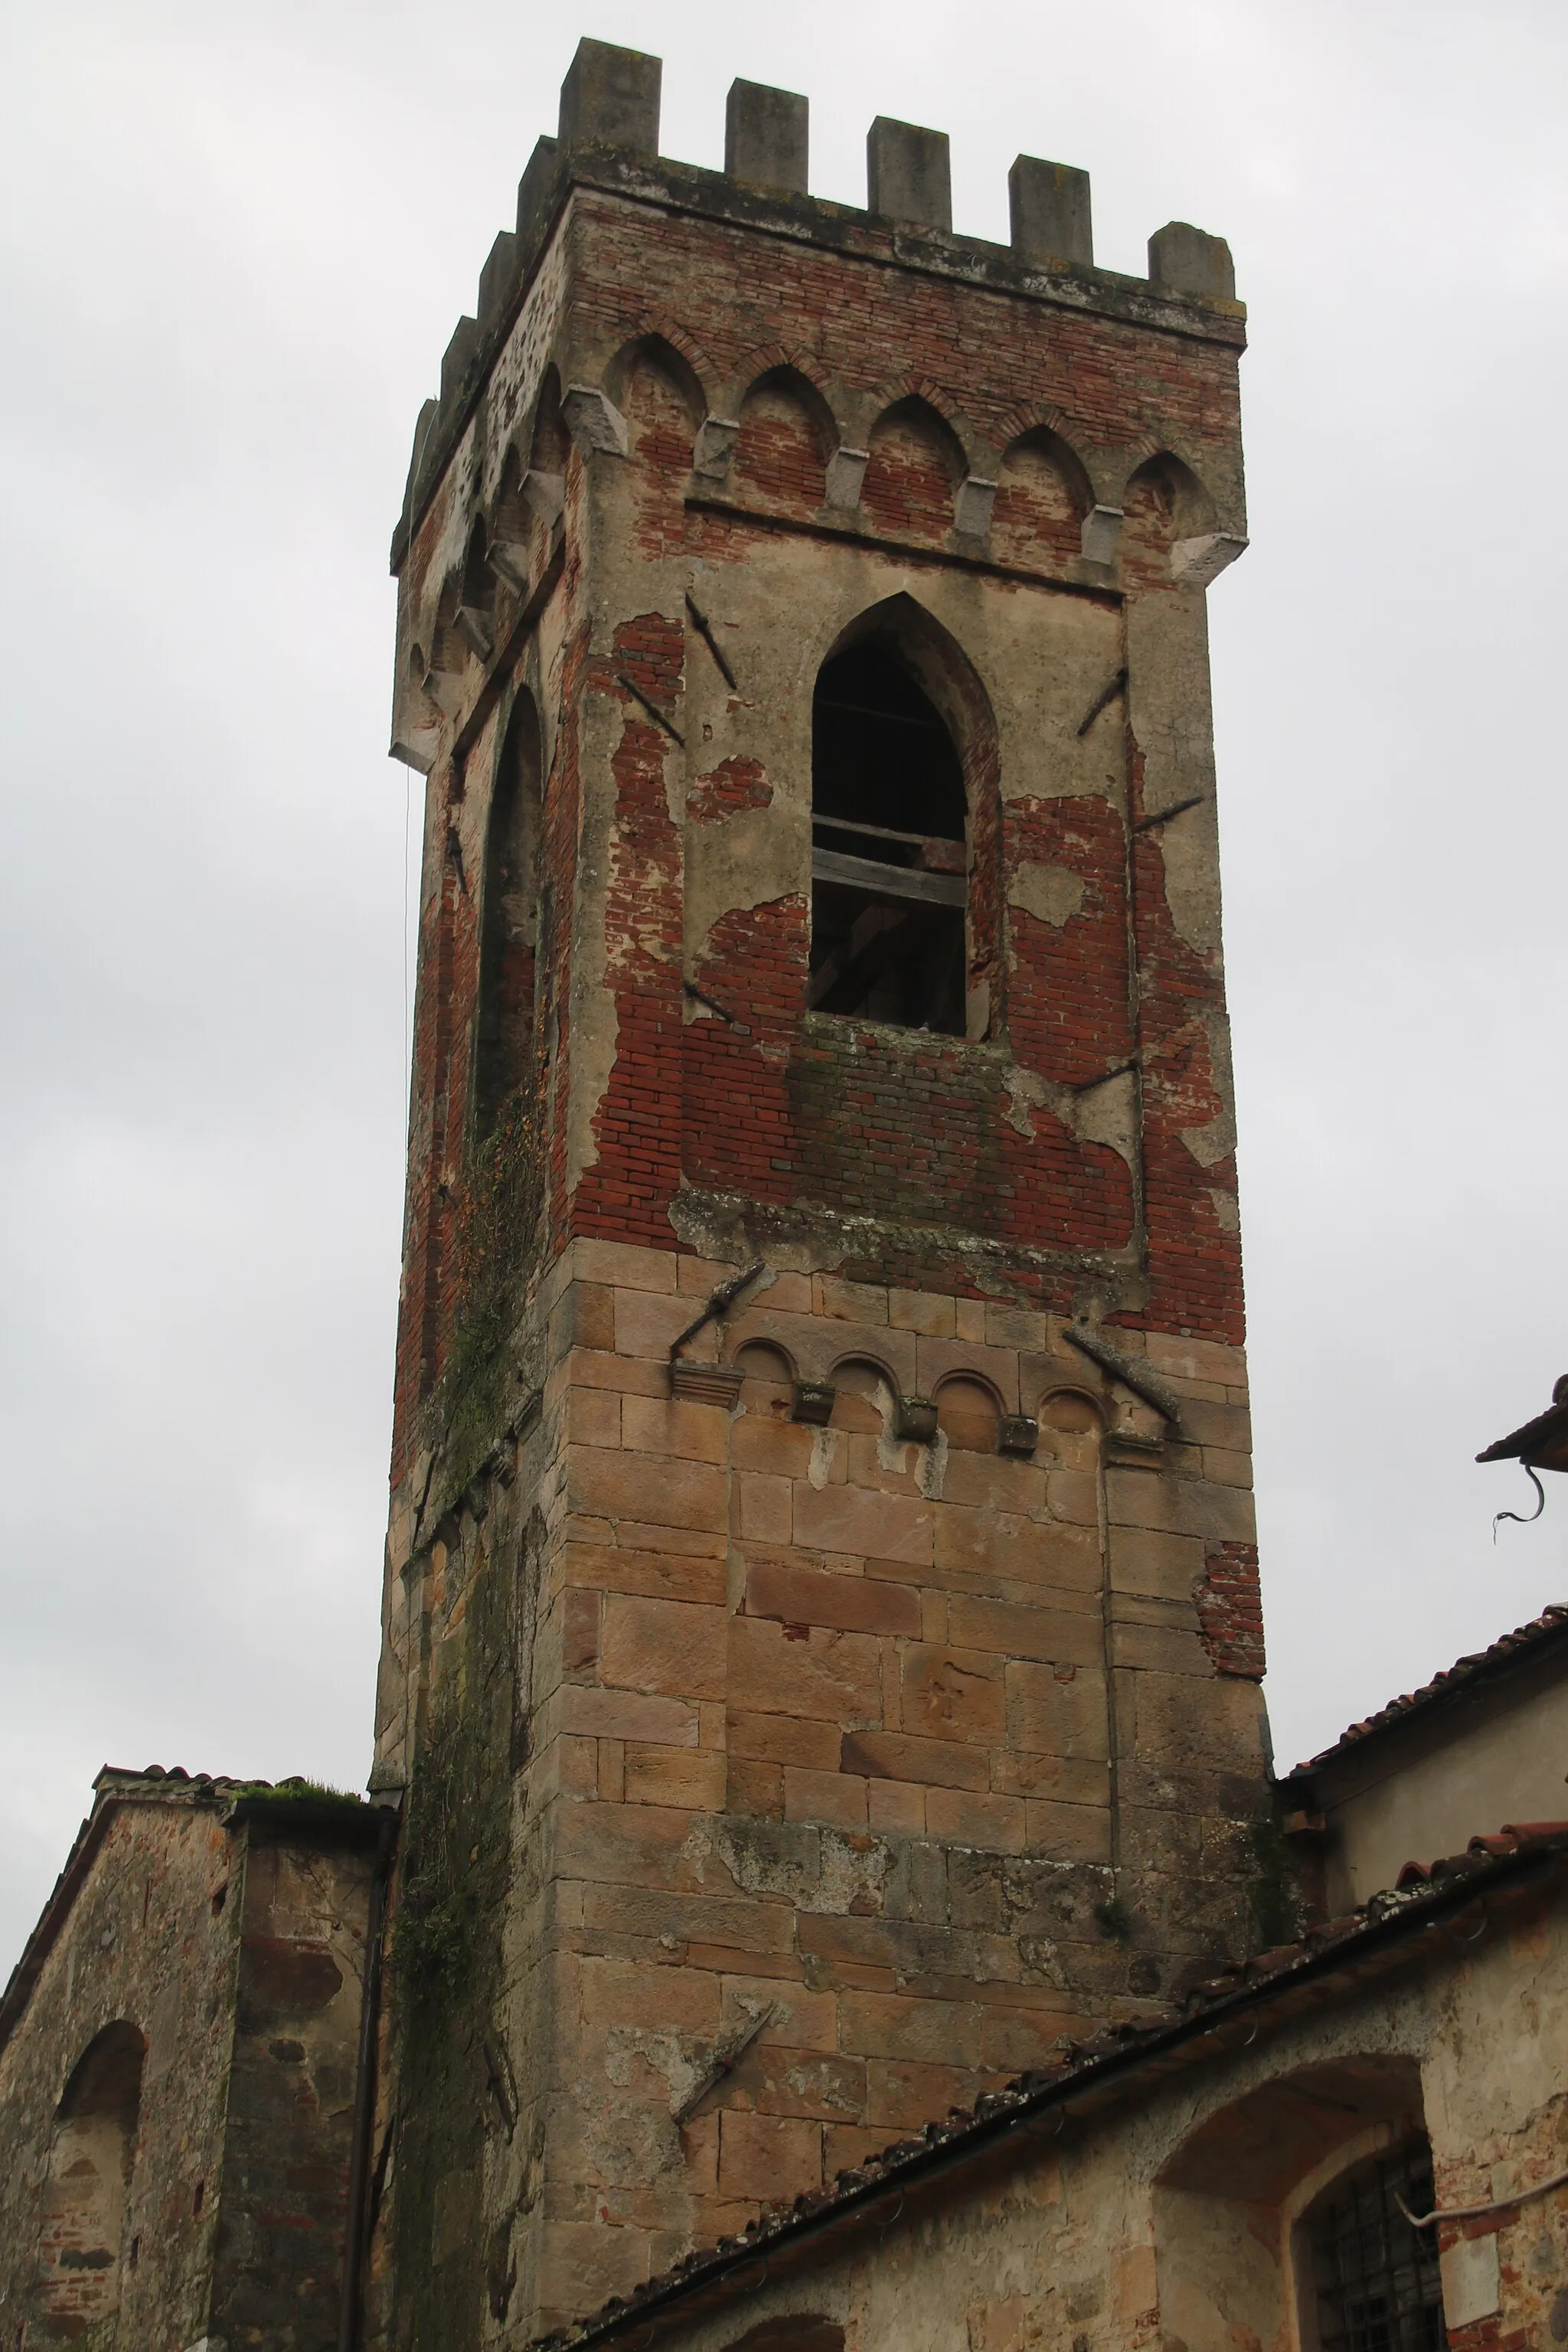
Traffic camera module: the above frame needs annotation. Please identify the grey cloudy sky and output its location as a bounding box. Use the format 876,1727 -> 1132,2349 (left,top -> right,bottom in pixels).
2,0 -> 1565,1975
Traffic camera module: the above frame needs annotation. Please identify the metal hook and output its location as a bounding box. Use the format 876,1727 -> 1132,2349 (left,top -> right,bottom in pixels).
877,2187 -> 906,2233
1494,1465 -> 1546,1541
1444,1900 -> 1488,1945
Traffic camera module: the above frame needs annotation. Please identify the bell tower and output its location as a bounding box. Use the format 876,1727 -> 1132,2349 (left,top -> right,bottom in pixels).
371,40 -> 1267,2346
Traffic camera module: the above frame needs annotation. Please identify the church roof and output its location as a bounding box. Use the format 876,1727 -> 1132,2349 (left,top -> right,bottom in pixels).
0,1766 -> 375,2056
1278,1602 -> 1568,1787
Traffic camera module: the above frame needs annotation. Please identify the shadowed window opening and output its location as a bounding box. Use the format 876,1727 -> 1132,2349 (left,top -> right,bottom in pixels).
808,643 -> 966,1032
475,693 -> 543,1139
1307,2138 -> 1445,2350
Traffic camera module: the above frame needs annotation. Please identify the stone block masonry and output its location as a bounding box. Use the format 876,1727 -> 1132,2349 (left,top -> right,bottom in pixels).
371,36 -> 1263,2348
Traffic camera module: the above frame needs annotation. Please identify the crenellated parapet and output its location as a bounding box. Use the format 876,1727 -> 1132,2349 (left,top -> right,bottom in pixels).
389,38 -> 1246,775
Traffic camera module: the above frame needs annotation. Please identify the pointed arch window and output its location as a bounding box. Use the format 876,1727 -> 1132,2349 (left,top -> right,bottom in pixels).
808,642 -> 967,1034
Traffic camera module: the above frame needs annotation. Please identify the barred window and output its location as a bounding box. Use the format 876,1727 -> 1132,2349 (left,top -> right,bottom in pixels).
1307,2138 -> 1445,2351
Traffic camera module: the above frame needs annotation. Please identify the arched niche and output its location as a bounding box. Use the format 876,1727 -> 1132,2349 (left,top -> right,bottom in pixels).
34,2021 -> 146,2335
733,1338 -> 795,1418
808,593 -> 998,1038
474,689 -> 544,1140
609,335 -> 706,555
1152,2054 -> 1433,2352
935,1374 -> 1001,1452
528,364 -> 571,478
829,1355 -> 898,1434
1119,450 -> 1218,591
861,396 -> 965,541
733,367 -> 835,515
991,426 -> 1092,570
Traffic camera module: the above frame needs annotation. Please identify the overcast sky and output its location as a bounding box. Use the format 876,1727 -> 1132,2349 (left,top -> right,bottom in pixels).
2,0 -> 1565,1977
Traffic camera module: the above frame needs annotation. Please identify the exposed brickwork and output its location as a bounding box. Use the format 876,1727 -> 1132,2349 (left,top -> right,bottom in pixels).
1194,1540 -> 1266,1679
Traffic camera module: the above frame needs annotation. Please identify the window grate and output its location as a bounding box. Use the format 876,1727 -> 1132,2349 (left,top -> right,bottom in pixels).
1309,2138 -> 1446,2352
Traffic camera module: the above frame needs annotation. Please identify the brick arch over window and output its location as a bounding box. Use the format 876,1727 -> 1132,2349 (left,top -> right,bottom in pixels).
1153,2053 -> 1439,2352
612,335 -> 706,557
808,593 -> 999,1039
33,2020 -> 145,2337
733,366 -> 835,516
1119,450 -> 1218,592
991,426 -> 1093,570
474,688 -> 544,1142
860,396 -> 965,541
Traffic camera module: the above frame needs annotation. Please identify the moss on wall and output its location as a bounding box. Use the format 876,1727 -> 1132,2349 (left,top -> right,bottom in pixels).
387,1503 -> 515,2350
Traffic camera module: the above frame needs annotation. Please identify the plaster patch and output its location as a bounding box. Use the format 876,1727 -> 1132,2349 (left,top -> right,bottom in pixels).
1009,862 -> 1085,930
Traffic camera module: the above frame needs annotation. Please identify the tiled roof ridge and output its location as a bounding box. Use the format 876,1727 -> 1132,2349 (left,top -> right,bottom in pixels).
530,1821 -> 1568,2352
1282,1601 -> 1568,1781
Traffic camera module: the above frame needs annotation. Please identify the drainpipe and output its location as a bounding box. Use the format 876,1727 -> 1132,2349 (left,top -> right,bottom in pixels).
338,1802 -> 398,2352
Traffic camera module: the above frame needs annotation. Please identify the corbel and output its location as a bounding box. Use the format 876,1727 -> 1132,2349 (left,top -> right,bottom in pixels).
823,446 -> 870,513
1080,504 -> 1124,564
561,384 -> 629,456
1171,532 -> 1249,586
953,475 -> 998,537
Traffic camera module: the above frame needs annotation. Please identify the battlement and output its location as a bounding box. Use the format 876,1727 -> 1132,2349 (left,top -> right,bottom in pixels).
392,36 -> 1240,568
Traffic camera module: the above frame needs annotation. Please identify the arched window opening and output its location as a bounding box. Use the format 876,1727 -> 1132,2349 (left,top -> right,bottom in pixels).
1303,2138 -> 1445,2350
34,2022 -> 145,2334
808,642 -> 967,1033
474,693 -> 543,1139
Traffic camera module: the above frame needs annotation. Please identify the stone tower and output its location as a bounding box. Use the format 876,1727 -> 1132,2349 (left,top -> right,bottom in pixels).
371,38 -> 1267,2346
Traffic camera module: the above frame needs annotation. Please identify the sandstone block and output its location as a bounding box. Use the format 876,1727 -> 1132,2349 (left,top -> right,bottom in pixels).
580,1954 -> 721,2033
614,1287 -> 700,1361
868,1778 -> 926,1835
615,1521 -> 727,1558
1023,1798 -> 1112,1860
559,1686 -> 701,1746
727,1709 -> 840,1769
561,1542 -> 727,1607
991,1752 -> 1110,1805
1109,1620 -> 1209,1676
1002,1661 -> 1109,1761
623,1743 -> 727,1811
839,1730 -> 987,1792
581,1884 -> 797,1955
924,1787 -> 1028,1851
887,1287 -> 956,1336
730,1413 -> 816,1477
900,1644 -> 1007,1745
575,1237 -> 678,1294
560,1346 -> 668,1400
937,1451 -> 1047,1514
566,1387 -> 622,1449
815,1275 -> 887,1323
784,1766 -> 868,1830
568,1445 -> 728,1533
865,2056 -> 1011,2129
727,1758 -> 784,1818
1142,1331 -> 1245,1387
746,1558 -> 920,1638
729,1616 -> 882,1723
601,1596 -> 728,1701
838,1989 -> 1054,2072
622,1393 -> 731,1465
1106,1523 -> 1207,1600
946,1594 -> 1104,1669
717,2111 -> 822,2201
552,1281 -> 617,1354
793,1481 -> 934,1564
738,1474 -> 792,1543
